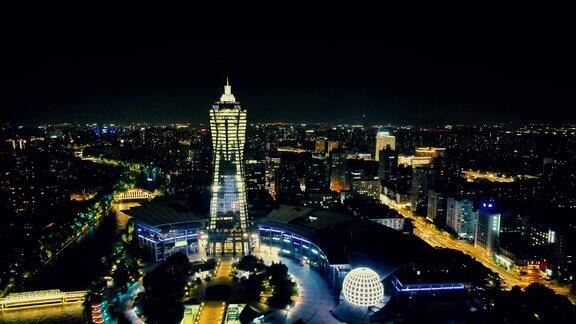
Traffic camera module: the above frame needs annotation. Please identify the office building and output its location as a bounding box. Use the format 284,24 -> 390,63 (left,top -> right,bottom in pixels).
475,200 -> 501,256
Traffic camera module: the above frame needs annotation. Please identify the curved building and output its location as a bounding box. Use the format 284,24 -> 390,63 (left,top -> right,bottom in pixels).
257,205 -> 435,291
208,79 -> 249,255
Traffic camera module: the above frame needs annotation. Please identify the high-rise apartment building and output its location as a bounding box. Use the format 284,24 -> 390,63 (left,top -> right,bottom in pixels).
330,149 -> 349,192
411,166 -> 436,215
208,79 -> 249,255
245,159 -> 266,192
446,198 -> 477,240
427,190 -> 446,225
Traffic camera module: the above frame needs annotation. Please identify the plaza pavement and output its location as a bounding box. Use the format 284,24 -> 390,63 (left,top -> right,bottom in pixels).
198,258 -> 233,324
254,249 -> 339,324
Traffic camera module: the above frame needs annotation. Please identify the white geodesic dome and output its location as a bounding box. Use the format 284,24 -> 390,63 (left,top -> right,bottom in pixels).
342,267 -> 384,307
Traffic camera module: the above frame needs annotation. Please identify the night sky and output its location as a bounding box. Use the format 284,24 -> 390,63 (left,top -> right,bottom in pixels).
1,6 -> 575,125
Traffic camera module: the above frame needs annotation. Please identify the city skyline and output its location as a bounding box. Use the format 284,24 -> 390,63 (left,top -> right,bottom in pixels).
2,101 -> 576,322
2,6 -> 576,323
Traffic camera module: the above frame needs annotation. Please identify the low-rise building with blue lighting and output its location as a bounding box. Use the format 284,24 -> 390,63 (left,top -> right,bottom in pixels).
126,201 -> 208,261
389,264 -> 469,299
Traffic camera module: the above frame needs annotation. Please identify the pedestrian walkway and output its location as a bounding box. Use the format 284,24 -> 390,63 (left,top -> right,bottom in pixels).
216,259 -> 232,279
198,301 -> 226,324
254,250 -> 336,323
197,258 -> 233,324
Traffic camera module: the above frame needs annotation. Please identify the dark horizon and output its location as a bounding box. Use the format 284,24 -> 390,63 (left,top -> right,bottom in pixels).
1,8 -> 575,126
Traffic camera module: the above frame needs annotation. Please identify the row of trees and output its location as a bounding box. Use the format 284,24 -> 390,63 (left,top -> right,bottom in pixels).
484,283 -> 576,322
84,220 -> 143,323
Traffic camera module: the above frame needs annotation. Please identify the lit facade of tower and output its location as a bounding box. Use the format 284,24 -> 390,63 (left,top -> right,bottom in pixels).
375,129 -> 396,161
208,79 -> 249,255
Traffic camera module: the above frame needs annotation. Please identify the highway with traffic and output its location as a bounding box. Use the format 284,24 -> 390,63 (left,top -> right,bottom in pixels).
379,196 -> 573,301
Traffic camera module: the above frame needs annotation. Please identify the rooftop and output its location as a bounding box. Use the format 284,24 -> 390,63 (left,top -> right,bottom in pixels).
125,200 -> 206,227
262,205 -> 355,236
259,205 -> 435,274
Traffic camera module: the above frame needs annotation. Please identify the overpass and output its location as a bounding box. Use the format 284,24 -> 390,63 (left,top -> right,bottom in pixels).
114,188 -> 157,202
0,289 -> 87,309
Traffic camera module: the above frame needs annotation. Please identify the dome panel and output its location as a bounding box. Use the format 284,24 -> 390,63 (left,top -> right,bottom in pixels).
342,267 -> 384,307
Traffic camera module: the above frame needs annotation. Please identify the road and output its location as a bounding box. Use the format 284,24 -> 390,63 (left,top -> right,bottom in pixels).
120,281 -> 144,324
380,196 -> 573,299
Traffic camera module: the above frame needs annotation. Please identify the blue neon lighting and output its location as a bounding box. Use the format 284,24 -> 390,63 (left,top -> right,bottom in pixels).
392,277 -> 466,293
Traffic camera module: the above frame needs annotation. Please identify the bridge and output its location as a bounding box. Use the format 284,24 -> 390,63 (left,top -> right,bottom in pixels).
114,188 -> 157,202
0,289 -> 87,309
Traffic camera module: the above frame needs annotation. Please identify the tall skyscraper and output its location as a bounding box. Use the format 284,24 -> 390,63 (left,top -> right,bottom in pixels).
475,200 -> 501,257
375,129 -> 396,161
208,79 -> 249,255
378,146 -> 397,182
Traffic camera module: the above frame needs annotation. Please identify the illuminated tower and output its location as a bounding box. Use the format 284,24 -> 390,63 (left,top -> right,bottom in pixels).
208,78 -> 249,255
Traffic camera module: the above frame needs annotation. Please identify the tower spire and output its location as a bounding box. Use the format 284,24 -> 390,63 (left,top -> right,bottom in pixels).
220,77 -> 236,103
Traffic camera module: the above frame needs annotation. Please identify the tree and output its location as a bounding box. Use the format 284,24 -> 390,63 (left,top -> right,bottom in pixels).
190,258 -> 216,273
237,255 -> 265,272
265,262 -> 296,308
485,283 -> 576,322
139,252 -> 192,324
113,263 -> 130,293
267,262 -> 289,287
244,273 -> 265,301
